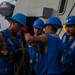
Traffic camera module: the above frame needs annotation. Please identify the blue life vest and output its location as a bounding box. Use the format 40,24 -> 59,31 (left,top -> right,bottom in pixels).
0,29 -> 22,75
35,34 -> 63,74
62,33 -> 75,73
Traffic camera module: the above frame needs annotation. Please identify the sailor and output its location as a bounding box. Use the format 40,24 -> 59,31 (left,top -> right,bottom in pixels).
27,18 -> 44,75
22,16 -> 63,75
0,13 -> 26,75
61,16 -> 75,75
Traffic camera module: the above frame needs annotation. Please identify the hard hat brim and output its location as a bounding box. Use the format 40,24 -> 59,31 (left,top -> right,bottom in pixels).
44,24 -> 62,28
9,17 -> 25,27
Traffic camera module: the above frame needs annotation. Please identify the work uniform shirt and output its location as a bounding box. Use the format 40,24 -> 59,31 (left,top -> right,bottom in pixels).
35,34 -> 63,75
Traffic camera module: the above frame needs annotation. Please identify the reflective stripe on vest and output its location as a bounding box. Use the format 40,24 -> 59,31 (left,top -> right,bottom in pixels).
63,35 -> 66,43
70,41 -> 75,49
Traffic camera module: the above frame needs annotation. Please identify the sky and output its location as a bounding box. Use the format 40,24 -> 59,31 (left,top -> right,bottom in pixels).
0,0 -> 12,3
0,0 -> 16,5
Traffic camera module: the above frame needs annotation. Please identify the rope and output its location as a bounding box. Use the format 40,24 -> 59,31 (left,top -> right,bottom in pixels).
14,48 -> 30,75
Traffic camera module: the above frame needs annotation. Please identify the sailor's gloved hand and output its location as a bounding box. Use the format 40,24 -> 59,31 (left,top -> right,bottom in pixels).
22,26 -> 29,34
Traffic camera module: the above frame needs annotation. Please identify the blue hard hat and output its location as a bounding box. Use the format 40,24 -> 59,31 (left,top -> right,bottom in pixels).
9,13 -> 26,27
33,19 -> 44,29
44,16 -> 62,28
65,16 -> 75,26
